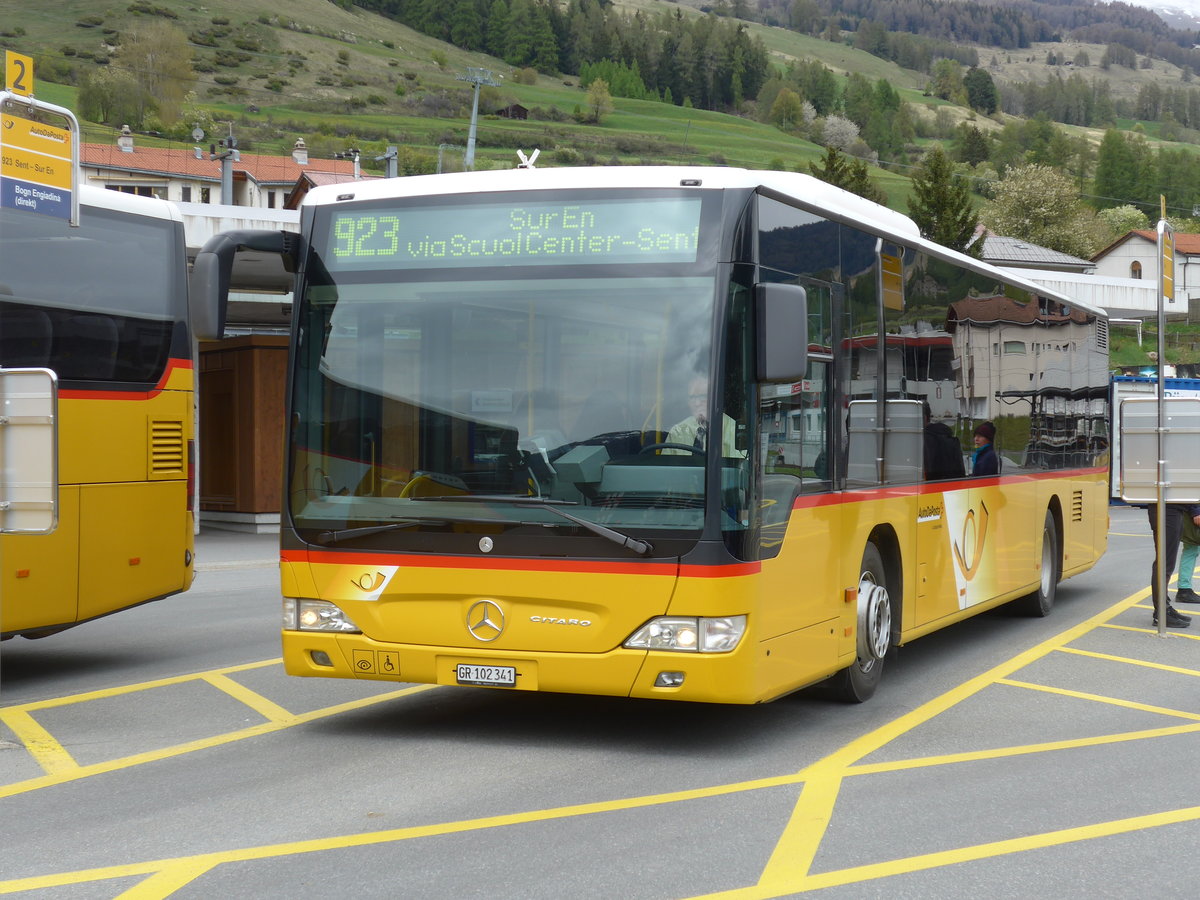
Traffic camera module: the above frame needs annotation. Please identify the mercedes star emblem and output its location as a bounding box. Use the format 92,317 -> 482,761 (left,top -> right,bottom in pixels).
466,599 -> 505,642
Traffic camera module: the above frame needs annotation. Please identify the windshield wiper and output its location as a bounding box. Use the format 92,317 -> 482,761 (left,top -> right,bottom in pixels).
314,519 -> 426,546
412,495 -> 654,557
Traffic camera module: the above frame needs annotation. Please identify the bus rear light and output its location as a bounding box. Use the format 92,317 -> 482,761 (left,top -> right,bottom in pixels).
283,597 -> 361,633
624,615 -> 746,653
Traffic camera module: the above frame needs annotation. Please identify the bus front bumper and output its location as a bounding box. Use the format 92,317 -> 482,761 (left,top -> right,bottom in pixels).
281,630 -> 767,704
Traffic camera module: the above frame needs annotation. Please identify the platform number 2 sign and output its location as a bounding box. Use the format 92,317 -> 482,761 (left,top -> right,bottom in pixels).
6,52 -> 33,97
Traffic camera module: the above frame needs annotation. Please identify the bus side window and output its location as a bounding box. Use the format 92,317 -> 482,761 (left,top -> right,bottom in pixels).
0,305 -> 53,368
56,313 -> 120,381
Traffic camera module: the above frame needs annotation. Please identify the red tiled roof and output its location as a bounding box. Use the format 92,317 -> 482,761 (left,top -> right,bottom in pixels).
80,142 -> 357,186
1130,229 -> 1200,255
948,292 -> 1091,327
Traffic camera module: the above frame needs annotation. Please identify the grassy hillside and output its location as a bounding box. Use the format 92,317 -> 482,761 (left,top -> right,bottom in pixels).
1,1 -> 941,208
0,0 -> 1193,221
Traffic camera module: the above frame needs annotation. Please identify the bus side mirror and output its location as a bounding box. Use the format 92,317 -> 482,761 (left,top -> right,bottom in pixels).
755,283 -> 808,383
190,229 -> 298,342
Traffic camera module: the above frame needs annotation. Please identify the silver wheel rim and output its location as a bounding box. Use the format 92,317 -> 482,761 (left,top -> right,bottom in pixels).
857,573 -> 892,665
1039,525 -> 1054,599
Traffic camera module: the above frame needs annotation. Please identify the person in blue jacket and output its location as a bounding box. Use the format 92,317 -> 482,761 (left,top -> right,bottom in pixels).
971,421 -> 999,476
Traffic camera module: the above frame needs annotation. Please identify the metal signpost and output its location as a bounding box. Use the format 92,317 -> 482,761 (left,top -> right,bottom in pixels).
1120,214 -> 1200,637
0,52 -> 80,226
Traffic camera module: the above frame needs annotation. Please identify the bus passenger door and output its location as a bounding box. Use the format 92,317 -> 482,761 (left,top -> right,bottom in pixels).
917,484 -> 968,623
938,482 -> 999,615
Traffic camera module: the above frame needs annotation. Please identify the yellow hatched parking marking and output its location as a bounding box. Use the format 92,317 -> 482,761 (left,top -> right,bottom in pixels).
0,708 -> 78,775
0,774 -> 803,896
5,582 -> 1199,897
995,678 -> 1200,721
795,802 -> 1200,892
0,683 -> 437,801
847,721 -> 1200,776
9,659 -> 281,714
201,673 -> 295,724
114,862 -> 218,900
1056,645 -> 1200,677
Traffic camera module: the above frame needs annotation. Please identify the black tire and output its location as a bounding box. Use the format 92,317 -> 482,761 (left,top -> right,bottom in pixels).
1012,510 -> 1059,617
829,543 -> 892,703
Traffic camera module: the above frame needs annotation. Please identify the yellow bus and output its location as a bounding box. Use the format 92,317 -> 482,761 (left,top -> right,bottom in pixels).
0,184 -> 201,639
197,166 -> 1109,703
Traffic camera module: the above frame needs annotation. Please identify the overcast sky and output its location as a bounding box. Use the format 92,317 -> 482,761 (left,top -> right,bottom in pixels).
1124,0 -> 1200,26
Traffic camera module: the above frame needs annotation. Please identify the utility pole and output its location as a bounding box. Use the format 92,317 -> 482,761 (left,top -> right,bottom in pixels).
210,128 -> 238,205
376,145 -> 398,178
457,67 -> 498,170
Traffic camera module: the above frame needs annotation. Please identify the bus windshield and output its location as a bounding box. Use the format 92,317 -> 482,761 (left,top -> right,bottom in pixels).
289,195 -> 728,547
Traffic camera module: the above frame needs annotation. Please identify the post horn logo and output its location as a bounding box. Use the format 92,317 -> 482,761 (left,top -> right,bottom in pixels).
352,572 -> 386,592
953,500 -> 990,581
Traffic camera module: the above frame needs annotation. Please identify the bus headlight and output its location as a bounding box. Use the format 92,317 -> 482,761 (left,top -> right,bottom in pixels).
283,598 -> 361,633
624,615 -> 746,653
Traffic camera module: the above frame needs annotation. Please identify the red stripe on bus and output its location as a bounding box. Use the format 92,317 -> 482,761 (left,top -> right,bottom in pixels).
282,548 -> 760,577
283,548 -> 681,576
59,357 -> 193,401
787,466 -> 1107,509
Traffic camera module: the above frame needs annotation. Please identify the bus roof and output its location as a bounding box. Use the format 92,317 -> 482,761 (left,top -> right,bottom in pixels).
300,165 -> 921,236
78,183 -> 184,224
300,165 -> 1105,320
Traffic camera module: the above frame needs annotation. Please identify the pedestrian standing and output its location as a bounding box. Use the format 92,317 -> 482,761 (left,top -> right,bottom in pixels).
1173,510 -> 1200,605
971,421 -> 999,476
1145,503 -> 1200,628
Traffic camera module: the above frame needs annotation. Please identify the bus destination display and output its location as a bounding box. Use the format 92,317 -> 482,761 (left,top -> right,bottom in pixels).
327,196 -> 703,269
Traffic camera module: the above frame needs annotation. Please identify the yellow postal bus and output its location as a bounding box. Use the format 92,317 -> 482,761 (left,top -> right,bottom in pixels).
0,185 -> 200,639
196,166 -> 1109,702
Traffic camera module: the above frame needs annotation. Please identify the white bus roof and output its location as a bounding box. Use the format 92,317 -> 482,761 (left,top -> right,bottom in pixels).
300,165 -> 1104,319
78,182 -> 184,224
301,165 -> 921,236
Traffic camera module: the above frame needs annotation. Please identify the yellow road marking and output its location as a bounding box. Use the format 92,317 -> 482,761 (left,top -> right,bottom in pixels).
114,862 -> 217,899
1057,645 -> 1200,678
796,802 -> 1200,891
754,772 -> 842,887
0,708 -> 78,775
995,678 -> 1200,721
0,774 -> 804,895
201,673 -> 295,724
847,722 -> 1200,776
3,581 -> 1194,897
745,585 -> 1164,893
1099,622 -> 1200,640
8,658 -> 281,713
0,685 -> 438,801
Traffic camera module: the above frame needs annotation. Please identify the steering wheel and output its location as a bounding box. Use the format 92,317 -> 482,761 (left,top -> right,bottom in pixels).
639,442 -> 703,456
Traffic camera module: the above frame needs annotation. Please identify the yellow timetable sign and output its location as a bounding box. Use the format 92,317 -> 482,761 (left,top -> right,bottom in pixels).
881,252 -> 904,311
1,143 -> 73,190
2,113 -> 71,151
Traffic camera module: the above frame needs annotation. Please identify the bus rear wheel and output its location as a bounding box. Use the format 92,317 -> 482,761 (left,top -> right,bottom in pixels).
830,543 -> 892,703
1012,510 -> 1059,617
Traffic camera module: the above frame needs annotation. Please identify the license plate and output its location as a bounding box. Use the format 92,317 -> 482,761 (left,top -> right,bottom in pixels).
456,663 -> 517,687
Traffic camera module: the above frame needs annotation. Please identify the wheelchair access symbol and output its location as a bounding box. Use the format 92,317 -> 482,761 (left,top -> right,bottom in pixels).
351,650 -> 399,676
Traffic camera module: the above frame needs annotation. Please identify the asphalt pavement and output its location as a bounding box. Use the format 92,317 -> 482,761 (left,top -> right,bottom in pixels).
194,526 -> 280,571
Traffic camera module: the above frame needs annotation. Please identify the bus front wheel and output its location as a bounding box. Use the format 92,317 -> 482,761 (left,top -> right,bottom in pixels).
830,543 -> 892,703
